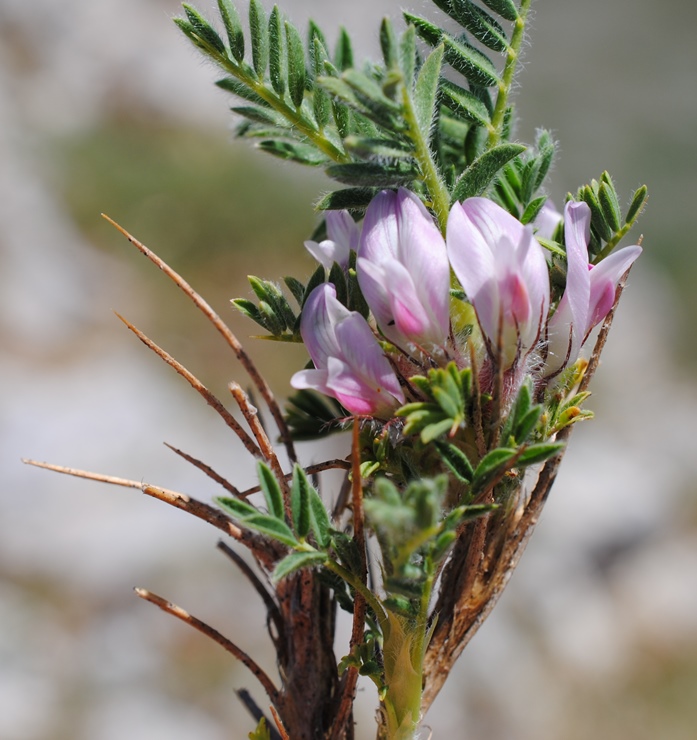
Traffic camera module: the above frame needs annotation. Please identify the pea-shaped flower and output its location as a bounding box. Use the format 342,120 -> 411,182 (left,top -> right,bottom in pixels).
447,197 -> 551,369
545,201 -> 642,376
290,283 -> 404,417
357,188 -> 450,351
304,210 -> 360,270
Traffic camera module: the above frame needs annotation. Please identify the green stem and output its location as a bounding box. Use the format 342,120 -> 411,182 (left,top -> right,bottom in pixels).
593,220 -> 634,263
401,74 -> 451,234
326,560 -> 389,632
210,50 -> 350,164
487,0 -> 532,150
381,565 -> 435,740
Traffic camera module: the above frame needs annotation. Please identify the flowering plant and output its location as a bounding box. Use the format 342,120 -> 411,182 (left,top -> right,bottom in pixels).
26,1 -> 646,738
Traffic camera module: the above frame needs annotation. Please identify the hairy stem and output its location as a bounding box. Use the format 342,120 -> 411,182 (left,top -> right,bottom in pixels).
487,0 -> 532,149
401,68 -> 451,233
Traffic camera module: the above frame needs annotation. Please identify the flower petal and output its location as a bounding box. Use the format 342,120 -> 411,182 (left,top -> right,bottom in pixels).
358,189 -> 449,348
545,202 -> 592,375
586,244 -> 642,333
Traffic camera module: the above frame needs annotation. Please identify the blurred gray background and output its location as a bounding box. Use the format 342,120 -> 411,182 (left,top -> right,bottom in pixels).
2,1 -> 696,738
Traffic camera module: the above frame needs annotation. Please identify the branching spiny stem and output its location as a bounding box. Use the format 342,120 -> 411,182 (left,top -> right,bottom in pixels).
102,214 -> 297,464
115,312 -> 262,458
135,587 -> 280,704
21,459 -> 280,569
164,442 -> 242,497
229,382 -> 291,516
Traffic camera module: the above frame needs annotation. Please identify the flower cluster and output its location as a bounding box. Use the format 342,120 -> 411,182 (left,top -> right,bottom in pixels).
292,188 -> 641,417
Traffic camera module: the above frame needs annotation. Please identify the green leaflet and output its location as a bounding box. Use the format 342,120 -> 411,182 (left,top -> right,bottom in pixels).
248,716 -> 271,740
249,0 -> 268,76
315,188 -> 379,211
435,441 -> 474,483
334,26 -> 353,71
257,461 -> 285,520
413,44 -> 444,137
268,6 -> 287,96
272,550 -> 327,583
439,79 -> 492,127
257,139 -> 327,165
626,185 -> 648,225
470,447 -> 518,491
447,0 -> 509,53
517,443 -> 565,467
182,4 -> 226,54
443,35 -> 501,88
452,143 -> 525,201
285,20 -> 306,108
216,77 -> 269,106
290,463 -> 312,540
325,161 -> 417,188
217,0 -> 245,61
481,0 -> 520,23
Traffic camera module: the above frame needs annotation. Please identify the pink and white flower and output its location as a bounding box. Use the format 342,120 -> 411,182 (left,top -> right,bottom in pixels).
447,197 -> 550,369
291,283 -> 404,417
304,210 -> 360,269
544,201 -> 642,376
357,188 -> 450,351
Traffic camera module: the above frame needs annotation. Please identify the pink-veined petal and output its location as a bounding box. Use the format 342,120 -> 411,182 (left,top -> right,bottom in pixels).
545,202 -> 592,375
358,189 -> 449,348
534,200 -> 563,240
299,284 -> 342,368
290,368 -> 331,396
326,210 -> 360,255
586,244 -> 642,333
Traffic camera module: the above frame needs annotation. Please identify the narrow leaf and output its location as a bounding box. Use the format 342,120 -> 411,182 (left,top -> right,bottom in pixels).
452,143 -> 526,201
404,12 -> 443,47
257,139 -> 327,164
625,185 -> 648,225
521,196 -> 547,225
581,185 -> 612,242
414,44 -> 444,136
480,0 -> 519,22
400,25 -> 417,86
244,513 -> 298,546
216,496 -> 258,519
231,105 -> 288,127
217,0 -> 245,60
334,26 -> 354,71
444,35 -> 500,88
216,77 -> 269,106
302,264 -> 326,305
290,464 -> 312,539
182,4 -> 226,54
435,441 -> 474,483
325,161 -> 417,187
517,442 -> 564,467
284,276 -> 305,305
308,488 -> 331,548
268,6 -> 286,96
421,418 -> 454,443
471,447 -> 518,489
439,79 -> 491,127
449,0 -> 509,52
598,180 -> 621,232
249,0 -> 268,76
311,37 -> 331,128
315,187 -> 378,211
380,17 -> 399,69
257,461 -> 285,520
273,550 -> 327,582
285,20 -> 306,108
